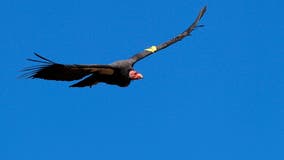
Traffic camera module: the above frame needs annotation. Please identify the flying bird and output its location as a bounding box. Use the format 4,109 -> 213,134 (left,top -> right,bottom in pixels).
22,6 -> 207,88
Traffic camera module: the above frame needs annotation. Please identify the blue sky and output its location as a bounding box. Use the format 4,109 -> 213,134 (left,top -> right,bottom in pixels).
0,0 -> 283,159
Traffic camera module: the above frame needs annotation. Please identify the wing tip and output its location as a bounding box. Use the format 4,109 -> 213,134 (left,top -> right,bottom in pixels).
199,6 -> 207,20
33,52 -> 56,63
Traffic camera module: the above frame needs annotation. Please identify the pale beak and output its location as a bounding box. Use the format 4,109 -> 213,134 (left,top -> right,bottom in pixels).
136,73 -> 143,79
129,70 -> 143,80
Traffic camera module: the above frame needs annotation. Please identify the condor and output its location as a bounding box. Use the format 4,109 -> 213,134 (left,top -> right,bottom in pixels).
22,6 -> 207,88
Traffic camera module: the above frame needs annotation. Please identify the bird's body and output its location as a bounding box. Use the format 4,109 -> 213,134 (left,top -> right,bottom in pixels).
22,6 -> 207,88
74,60 -> 134,87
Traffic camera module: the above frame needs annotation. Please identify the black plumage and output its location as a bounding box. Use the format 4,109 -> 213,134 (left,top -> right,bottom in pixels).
22,6 -> 207,87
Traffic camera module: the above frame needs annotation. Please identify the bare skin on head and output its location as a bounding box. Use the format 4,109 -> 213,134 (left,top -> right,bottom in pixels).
129,70 -> 143,80
21,6 -> 207,87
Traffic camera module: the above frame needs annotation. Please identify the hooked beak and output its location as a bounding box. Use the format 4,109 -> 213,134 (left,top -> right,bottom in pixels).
136,73 -> 143,79
129,70 -> 143,80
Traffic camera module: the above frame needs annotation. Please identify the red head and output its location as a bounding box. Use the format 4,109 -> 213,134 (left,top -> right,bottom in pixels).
129,70 -> 143,80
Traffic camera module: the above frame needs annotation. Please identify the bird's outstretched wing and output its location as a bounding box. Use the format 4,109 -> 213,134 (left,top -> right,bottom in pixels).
129,6 -> 207,65
21,53 -> 115,81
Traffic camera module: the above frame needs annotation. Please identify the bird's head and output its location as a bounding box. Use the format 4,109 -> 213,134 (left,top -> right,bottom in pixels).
129,70 -> 143,80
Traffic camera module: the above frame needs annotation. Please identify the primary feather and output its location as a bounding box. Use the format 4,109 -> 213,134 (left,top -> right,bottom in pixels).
21,6 -> 207,88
